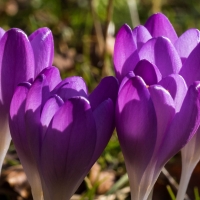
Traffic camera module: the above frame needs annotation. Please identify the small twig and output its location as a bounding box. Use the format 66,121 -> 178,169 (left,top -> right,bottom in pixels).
103,0 -> 114,39
89,0 -> 105,57
101,0 -> 114,76
162,167 -> 190,200
167,185 -> 176,200
126,0 -> 140,28
89,0 -> 114,77
152,0 -> 162,13
84,176 -> 93,189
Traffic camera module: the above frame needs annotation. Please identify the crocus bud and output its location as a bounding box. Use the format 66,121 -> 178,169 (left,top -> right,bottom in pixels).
0,27 -> 54,177
9,66 -> 119,200
114,13 -> 200,200
116,76 -> 200,200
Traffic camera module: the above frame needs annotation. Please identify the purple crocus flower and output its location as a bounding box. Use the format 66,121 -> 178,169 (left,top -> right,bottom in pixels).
0,27 -> 53,175
9,66 -> 118,200
114,13 -> 200,200
116,74 -> 200,200
143,14 -> 200,200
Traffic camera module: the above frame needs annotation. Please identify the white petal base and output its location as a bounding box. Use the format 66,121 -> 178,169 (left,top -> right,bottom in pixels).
176,159 -> 196,200
0,120 -> 11,173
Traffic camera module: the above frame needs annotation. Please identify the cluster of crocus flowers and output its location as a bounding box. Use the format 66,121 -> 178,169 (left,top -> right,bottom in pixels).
9,66 -> 118,200
114,13 -> 200,200
3,12 -> 200,200
0,27 -> 53,173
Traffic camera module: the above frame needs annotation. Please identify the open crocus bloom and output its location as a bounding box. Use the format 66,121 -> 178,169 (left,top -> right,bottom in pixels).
0,27 -> 53,175
116,75 -> 200,200
9,66 -> 118,200
114,13 -> 200,200
114,13 -> 200,85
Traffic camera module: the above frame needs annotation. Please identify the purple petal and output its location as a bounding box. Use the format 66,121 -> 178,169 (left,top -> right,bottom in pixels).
89,98 -> 114,166
9,83 -> 42,193
41,95 -> 64,136
39,66 -> 62,91
29,28 -> 54,77
148,85 -> 175,154
40,97 -> 96,200
134,59 -> 162,85
0,28 -> 35,111
181,127 -> 200,167
174,29 -> 200,64
40,95 -> 64,136
113,24 -> 139,82
25,74 -> 50,164
89,76 -> 119,110
0,28 -> 5,40
124,84 -> 176,199
180,43 -> 200,86
116,76 -> 157,181
144,13 -> 178,43
139,37 -> 182,77
52,76 -> 88,101
119,71 -> 135,92
156,82 -> 200,169
9,83 -> 31,160
159,74 -> 187,112
132,25 -> 152,51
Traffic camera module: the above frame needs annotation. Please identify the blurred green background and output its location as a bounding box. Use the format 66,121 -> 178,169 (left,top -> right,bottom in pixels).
1,0 -> 200,199
1,0 -> 200,91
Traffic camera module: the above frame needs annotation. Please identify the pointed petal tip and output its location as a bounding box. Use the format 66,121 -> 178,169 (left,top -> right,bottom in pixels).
119,71 -> 135,92
39,66 -> 61,91
145,13 -> 178,43
117,75 -> 149,113
149,84 -> 171,96
40,94 -> 64,133
174,28 -> 200,63
17,82 -> 32,89
70,95 -> 90,104
120,75 -> 147,90
35,73 -> 46,82
29,27 -> 52,41
89,76 -> 119,110
103,75 -> 119,85
52,94 -> 64,105
118,23 -> 132,33
134,59 -> 162,85
39,66 -> 60,78
29,27 -> 54,76
52,76 -> 88,101
0,27 -> 5,39
180,42 -> 200,86
114,23 -> 133,55
65,96 -> 92,113
132,25 -> 152,50
7,28 -> 29,41
193,82 -> 200,96
134,75 -> 148,86
114,24 -> 137,82
158,74 -> 188,112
